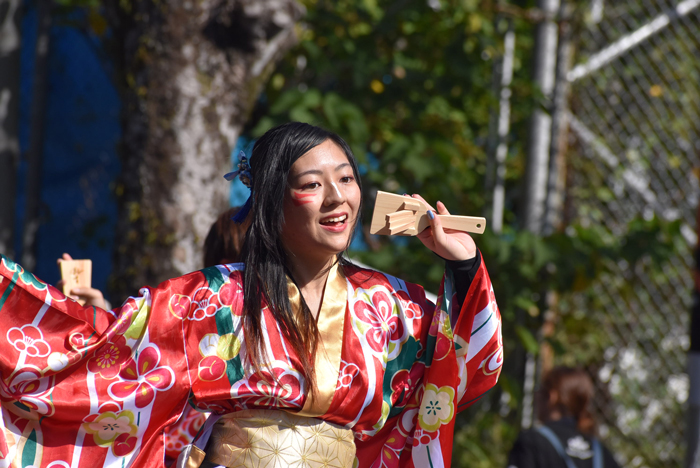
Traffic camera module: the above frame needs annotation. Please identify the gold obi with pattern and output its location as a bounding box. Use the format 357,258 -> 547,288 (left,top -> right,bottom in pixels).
204,409 -> 356,468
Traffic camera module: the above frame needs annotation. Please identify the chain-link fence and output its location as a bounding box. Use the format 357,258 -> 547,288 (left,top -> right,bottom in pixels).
563,0 -> 700,466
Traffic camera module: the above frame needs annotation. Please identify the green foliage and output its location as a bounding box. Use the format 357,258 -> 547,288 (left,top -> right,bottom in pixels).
251,0 -> 537,223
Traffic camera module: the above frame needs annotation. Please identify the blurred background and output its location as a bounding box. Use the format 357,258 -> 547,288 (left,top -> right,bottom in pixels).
0,0 -> 698,466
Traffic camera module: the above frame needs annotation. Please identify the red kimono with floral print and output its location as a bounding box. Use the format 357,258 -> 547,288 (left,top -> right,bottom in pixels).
0,254 -> 502,467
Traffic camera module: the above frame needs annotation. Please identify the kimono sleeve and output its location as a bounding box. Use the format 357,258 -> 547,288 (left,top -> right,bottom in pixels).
448,256 -> 503,408
353,257 -> 502,468
0,255 -> 196,468
411,257 -> 502,465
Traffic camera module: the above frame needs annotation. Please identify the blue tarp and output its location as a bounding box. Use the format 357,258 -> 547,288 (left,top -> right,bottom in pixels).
15,3 -> 120,296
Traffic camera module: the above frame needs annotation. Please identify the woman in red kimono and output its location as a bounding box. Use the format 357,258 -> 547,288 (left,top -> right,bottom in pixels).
0,122 -> 502,468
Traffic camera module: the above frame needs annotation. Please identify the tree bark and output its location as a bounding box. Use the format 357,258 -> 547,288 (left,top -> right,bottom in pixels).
0,0 -> 22,260
21,0 -> 51,271
108,0 -> 303,298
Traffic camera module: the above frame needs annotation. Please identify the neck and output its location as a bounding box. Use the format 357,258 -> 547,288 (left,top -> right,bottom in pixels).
285,254 -> 338,316
286,254 -> 336,289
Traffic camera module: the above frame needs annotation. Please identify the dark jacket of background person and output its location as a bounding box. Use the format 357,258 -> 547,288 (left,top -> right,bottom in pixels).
507,367 -> 621,468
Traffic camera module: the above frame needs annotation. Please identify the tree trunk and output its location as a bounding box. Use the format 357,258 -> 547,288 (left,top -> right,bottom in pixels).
108,0 -> 303,298
20,0 -> 52,271
0,0 -> 22,260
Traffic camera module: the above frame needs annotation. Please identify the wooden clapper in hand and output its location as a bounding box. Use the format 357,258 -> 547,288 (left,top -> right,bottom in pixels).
59,259 -> 92,305
369,191 -> 486,236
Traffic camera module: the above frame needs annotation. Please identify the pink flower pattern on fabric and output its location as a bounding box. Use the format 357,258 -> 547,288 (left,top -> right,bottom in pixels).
217,279 -> 244,316
353,288 -> 407,357
83,409 -> 138,450
87,335 -> 132,380
394,290 -> 424,320
233,363 -> 303,409
372,425 -> 407,468
0,367 -> 55,417
389,362 -> 425,408
109,346 -> 175,408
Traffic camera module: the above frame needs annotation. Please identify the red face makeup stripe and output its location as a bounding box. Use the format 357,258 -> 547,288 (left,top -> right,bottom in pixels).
291,192 -> 316,206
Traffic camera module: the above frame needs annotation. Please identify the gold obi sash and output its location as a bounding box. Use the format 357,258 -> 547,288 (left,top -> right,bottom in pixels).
204,409 -> 356,468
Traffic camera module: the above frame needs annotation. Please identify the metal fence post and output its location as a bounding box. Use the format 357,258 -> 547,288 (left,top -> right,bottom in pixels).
521,0 -> 560,430
522,0 -> 559,235
486,18 -> 516,235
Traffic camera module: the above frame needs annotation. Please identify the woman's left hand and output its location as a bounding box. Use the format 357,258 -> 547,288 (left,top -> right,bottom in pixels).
410,194 -> 477,262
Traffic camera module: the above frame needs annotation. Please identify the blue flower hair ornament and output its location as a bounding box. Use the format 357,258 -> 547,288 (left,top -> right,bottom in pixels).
224,152 -> 252,187
224,151 -> 253,224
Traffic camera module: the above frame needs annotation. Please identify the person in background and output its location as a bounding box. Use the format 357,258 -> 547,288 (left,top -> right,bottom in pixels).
507,366 -> 620,468
202,206 -> 249,268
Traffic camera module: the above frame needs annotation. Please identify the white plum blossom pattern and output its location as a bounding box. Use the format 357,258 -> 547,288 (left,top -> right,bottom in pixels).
418,384 -> 455,432
7,325 -> 51,357
336,360 -> 360,390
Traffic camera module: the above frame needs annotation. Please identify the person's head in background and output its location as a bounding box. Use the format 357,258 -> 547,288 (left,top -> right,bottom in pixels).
203,206 -> 250,267
537,366 -> 596,435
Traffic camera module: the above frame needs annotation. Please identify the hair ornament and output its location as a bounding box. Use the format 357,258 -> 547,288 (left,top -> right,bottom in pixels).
224,151 -> 253,224
224,151 -> 252,188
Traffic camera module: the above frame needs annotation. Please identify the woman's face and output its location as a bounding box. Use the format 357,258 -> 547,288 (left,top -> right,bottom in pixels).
281,140 -> 361,264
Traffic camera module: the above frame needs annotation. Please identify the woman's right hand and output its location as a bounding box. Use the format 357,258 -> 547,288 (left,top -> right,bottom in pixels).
409,195 -> 477,262
57,253 -> 109,309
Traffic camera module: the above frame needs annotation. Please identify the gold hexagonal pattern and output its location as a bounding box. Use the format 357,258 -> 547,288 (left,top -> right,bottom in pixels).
206,409 -> 356,468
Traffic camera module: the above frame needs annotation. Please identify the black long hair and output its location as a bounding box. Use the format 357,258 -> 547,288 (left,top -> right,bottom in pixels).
240,122 -> 362,395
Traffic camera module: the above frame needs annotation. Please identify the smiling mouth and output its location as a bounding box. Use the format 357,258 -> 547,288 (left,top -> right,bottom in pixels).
320,214 -> 348,227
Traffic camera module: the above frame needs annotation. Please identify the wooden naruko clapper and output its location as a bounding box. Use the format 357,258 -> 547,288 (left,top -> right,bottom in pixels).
369,191 -> 486,236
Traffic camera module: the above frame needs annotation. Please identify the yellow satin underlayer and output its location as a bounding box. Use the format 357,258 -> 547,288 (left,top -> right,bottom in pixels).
287,261 -> 347,417
188,262 -> 350,468
205,409 -> 356,468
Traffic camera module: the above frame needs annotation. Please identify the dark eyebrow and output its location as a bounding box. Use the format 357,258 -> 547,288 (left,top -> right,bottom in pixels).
294,163 -> 352,178
295,169 -> 323,178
